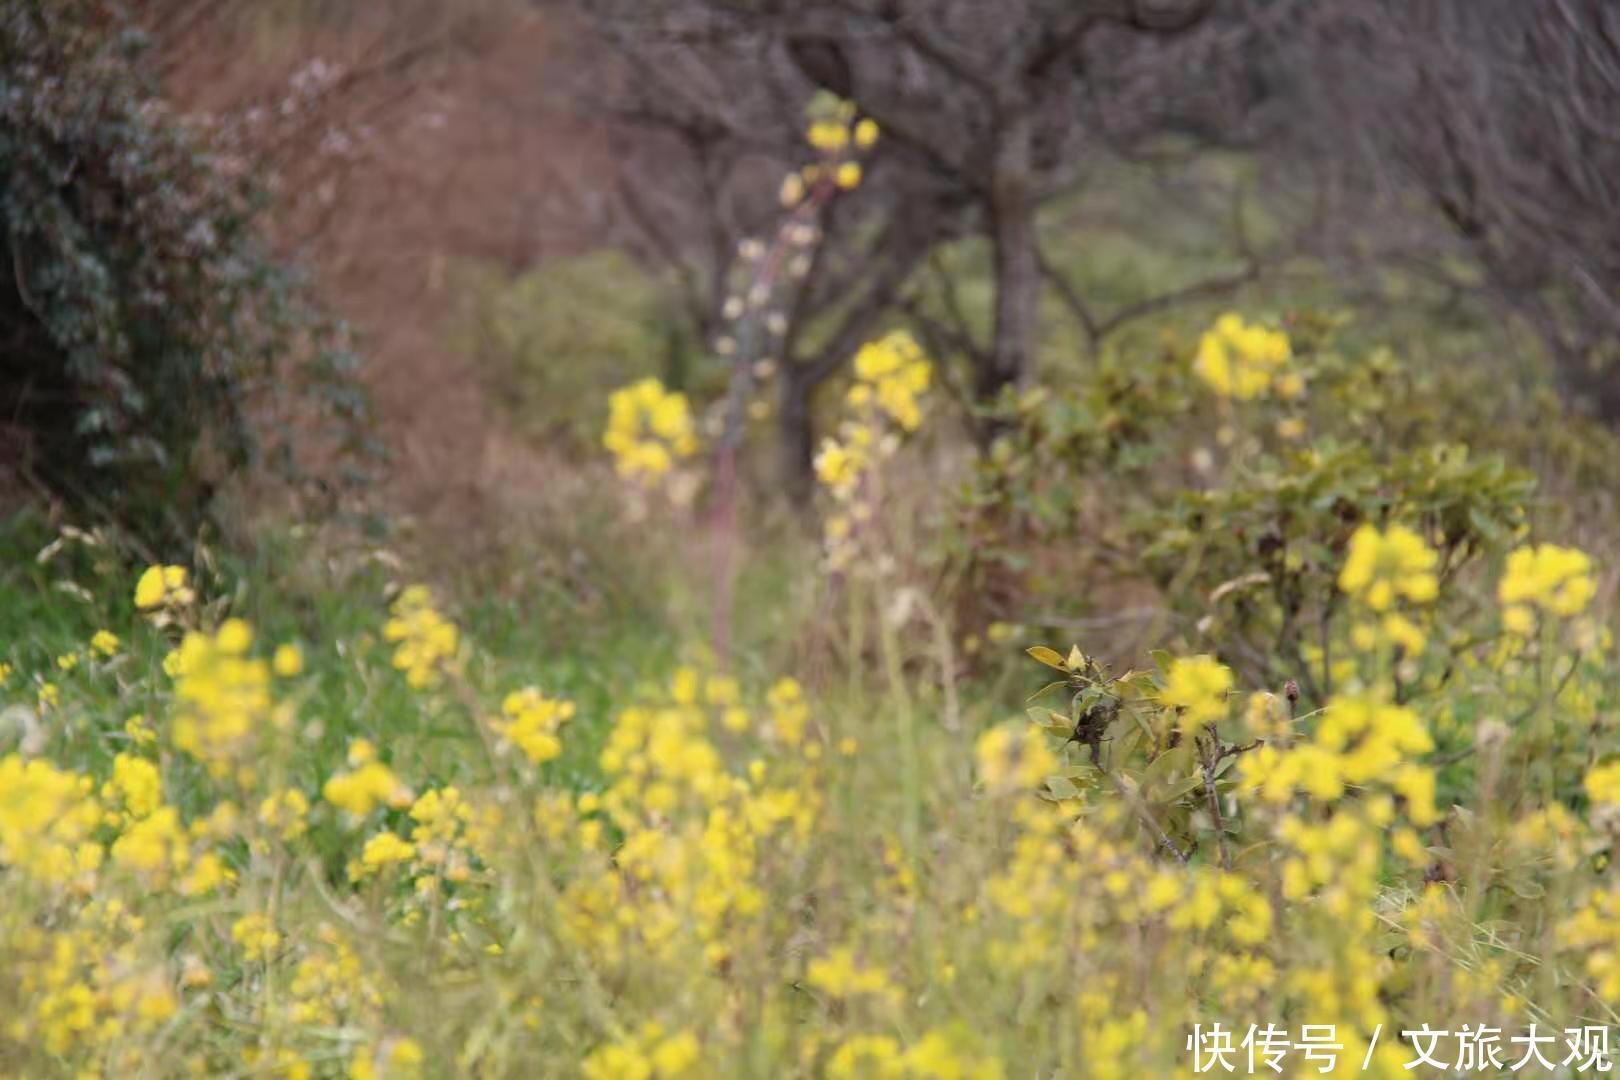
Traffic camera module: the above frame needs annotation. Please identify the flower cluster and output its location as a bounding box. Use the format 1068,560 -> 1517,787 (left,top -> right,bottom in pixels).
497,686 -> 576,765
602,377 -> 700,486
782,96 -> 879,207
1499,542 -> 1597,634
1560,888 -> 1620,1000
974,722 -> 1058,795
1337,523 -> 1440,656
814,331 -> 932,568
1244,695 -> 1437,822
1193,313 -> 1294,400
168,618 -> 279,783
133,563 -> 193,613
382,584 -> 460,688
849,330 -> 931,433
323,739 -> 413,818
0,754 -> 104,887
0,492 -> 1612,1080
1159,654 -> 1233,727
581,1023 -> 702,1080
1338,524 -> 1440,612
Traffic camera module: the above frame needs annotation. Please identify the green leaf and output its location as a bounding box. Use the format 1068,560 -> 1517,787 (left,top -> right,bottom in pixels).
1112,726 -> 1143,768
1155,774 -> 1207,807
1026,680 -> 1068,703
1041,776 -> 1083,801
1026,707 -> 1071,735
1140,749 -> 1186,791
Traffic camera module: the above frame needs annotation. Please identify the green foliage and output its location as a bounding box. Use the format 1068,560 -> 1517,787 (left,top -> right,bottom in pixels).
450,252 -> 694,448
945,307 -> 1571,668
1137,441 -> 1535,694
0,0 -> 372,543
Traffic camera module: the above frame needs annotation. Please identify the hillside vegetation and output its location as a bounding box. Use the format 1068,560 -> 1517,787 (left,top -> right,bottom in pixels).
3,5 -> 1620,1079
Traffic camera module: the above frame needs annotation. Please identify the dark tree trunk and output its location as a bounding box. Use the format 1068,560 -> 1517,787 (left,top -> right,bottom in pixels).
983,107 -> 1038,403
777,363 -> 818,505
1555,341 -> 1620,429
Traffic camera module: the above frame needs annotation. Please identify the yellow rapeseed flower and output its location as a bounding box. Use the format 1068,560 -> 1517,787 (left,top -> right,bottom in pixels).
1159,655 -> 1233,726
603,378 -> 700,487
1337,523 -> 1439,612
1499,543 -> 1597,632
975,723 -> 1057,794
1586,761 -> 1620,806
498,687 -> 576,765
1193,313 -> 1292,400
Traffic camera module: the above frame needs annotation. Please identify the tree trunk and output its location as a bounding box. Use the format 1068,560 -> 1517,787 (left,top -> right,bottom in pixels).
1556,340 -> 1620,429
777,362 -> 818,505
982,106 -> 1039,403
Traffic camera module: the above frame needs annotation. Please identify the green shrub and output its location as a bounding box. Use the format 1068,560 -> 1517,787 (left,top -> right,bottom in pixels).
0,0 -> 372,543
450,252 -> 694,449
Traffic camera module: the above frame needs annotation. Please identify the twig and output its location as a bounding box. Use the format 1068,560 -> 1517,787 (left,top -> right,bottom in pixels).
1200,742 -> 1230,871
1106,767 -> 1188,864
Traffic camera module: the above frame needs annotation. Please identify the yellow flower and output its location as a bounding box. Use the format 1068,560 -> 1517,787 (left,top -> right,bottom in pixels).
325,759 -> 413,818
1337,523 -> 1439,611
258,788 -> 311,841
498,687 -> 575,765
1160,655 -> 1233,726
836,161 -> 862,189
90,630 -> 120,658
104,753 -> 163,820
853,118 -> 879,148
350,1038 -> 425,1080
603,378 -> 699,487
1193,313 -> 1292,400
850,331 -> 931,431
1586,761 -> 1620,806
352,831 -> 416,880
583,1024 -> 702,1080
975,723 -> 1057,794
124,713 -> 156,747
0,754 -> 105,886
383,586 -> 459,688
1380,612 -> 1427,656
134,564 -> 193,610
768,677 -> 810,746
134,566 -> 166,609
814,435 -> 869,497
1499,543 -> 1597,625
169,622 -> 274,778
806,119 -> 849,152
806,946 -> 895,1001
231,913 -> 281,963
272,643 -> 304,677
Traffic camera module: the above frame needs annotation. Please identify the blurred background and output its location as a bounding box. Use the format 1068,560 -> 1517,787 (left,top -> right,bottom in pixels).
5,0 -> 1620,620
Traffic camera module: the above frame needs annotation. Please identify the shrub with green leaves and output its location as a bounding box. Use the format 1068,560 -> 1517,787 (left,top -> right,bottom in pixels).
450,252 -> 695,449
0,0 -> 371,542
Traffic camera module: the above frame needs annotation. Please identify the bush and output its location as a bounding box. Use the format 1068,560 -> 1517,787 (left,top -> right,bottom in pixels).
450,252 -> 695,450
0,0 -> 371,542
